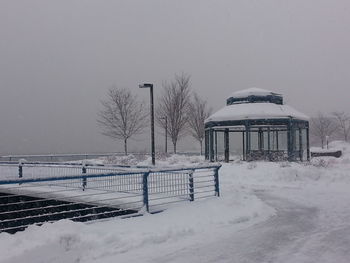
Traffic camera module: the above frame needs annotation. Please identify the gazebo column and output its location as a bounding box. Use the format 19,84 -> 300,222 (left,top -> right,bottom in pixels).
299,128 -> 303,161
224,129 -> 229,162
267,127 -> 271,160
215,130 -> 218,161
242,131 -> 246,161
205,130 -> 209,160
291,126 -> 296,161
287,121 -> 292,161
209,128 -> 214,162
245,122 -> 251,160
306,127 -> 310,161
258,128 -> 263,151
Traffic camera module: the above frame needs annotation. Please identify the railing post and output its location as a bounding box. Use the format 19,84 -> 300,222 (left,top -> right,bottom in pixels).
189,170 -> 194,201
214,166 -> 221,197
82,163 -> 87,191
142,172 -> 150,213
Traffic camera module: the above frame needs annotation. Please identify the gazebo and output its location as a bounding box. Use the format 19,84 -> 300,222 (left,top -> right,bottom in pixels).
204,88 -> 310,162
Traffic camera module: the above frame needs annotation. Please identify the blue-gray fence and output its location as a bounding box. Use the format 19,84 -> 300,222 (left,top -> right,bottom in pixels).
0,162 -> 221,233
0,152 -> 201,162
0,153 -> 141,162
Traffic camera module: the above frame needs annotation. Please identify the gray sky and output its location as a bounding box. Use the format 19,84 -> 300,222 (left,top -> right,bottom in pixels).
1,0 -> 350,155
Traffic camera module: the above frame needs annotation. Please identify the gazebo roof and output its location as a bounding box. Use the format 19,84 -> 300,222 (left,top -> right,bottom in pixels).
205,103 -> 309,123
206,88 -> 309,124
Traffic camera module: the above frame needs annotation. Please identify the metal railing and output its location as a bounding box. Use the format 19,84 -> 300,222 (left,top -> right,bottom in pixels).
0,152 -> 201,162
0,163 -> 221,233
0,161 -> 147,180
0,153 -> 122,162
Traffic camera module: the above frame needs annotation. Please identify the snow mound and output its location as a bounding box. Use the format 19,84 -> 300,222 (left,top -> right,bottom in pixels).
0,183 -> 273,263
311,141 -> 350,166
137,154 -> 206,167
88,154 -> 207,167
328,140 -> 350,157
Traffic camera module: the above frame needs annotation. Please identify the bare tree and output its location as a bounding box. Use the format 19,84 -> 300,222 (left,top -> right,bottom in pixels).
97,87 -> 148,155
157,73 -> 191,153
311,112 -> 338,149
332,111 -> 350,142
187,93 -> 212,155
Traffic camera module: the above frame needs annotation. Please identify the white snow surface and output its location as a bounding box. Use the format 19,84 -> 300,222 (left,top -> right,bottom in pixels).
229,87 -> 281,99
311,140 -> 346,153
205,102 -> 309,123
2,143 -> 350,262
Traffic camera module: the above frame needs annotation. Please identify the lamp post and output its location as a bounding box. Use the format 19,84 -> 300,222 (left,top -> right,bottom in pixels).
139,83 -> 155,165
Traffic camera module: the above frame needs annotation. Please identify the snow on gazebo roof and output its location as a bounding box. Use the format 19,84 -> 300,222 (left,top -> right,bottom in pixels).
229,87 -> 281,99
205,88 -> 309,123
205,103 -> 309,123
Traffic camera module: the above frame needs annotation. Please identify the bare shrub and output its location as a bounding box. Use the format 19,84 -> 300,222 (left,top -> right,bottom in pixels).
97,87 -> 148,155
187,93 -> 212,155
157,73 -> 191,153
332,111 -> 350,142
311,112 -> 338,148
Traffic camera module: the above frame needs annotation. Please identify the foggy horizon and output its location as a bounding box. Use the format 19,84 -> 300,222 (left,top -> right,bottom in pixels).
1,0 -> 350,155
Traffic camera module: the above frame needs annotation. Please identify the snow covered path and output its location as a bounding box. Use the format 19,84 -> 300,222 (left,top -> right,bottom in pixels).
131,187 -> 350,263
153,191 -> 318,263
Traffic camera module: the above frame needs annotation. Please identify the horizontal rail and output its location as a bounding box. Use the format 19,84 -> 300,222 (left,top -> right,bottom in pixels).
0,161 -> 220,170
0,172 -> 144,185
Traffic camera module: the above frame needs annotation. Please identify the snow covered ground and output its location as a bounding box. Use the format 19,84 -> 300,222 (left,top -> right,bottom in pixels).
1,143 -> 350,262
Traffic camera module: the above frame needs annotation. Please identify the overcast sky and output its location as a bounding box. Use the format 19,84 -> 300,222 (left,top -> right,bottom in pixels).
1,0 -> 350,155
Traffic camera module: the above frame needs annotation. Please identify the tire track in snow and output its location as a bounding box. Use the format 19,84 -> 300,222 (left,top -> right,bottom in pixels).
152,191 -> 320,263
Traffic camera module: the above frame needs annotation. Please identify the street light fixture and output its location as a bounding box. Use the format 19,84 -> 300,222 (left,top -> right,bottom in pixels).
139,83 -> 155,165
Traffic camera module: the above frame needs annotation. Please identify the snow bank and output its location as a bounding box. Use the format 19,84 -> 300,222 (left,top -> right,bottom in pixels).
329,140 -> 350,154
310,140 -> 350,167
0,173 -> 273,263
136,154 -> 206,167
85,153 -> 206,167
